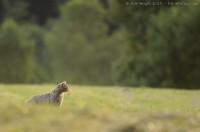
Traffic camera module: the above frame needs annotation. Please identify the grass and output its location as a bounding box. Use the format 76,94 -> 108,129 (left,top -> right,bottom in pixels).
0,84 -> 199,132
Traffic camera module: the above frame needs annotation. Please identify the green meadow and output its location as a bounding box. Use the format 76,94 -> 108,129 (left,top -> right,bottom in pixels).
0,84 -> 199,132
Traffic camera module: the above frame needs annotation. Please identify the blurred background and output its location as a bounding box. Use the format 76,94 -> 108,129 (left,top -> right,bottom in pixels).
0,0 -> 199,89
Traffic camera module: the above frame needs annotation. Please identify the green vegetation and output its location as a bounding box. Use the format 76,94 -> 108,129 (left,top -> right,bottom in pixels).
0,84 -> 199,131
0,19 -> 48,83
0,19 -> 38,83
111,0 -> 200,88
0,0 -> 199,88
45,0 -> 124,85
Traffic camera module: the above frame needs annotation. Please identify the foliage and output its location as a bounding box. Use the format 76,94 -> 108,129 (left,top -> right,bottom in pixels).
0,0 -> 28,23
111,0 -> 200,88
26,0 -> 68,25
45,0 -> 124,85
25,25 -> 50,83
0,0 -> 199,88
145,7 -> 200,88
0,0 -> 68,25
109,0 -> 169,87
0,19 -> 43,83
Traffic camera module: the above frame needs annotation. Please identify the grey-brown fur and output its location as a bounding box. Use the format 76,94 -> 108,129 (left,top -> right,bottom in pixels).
26,81 -> 69,107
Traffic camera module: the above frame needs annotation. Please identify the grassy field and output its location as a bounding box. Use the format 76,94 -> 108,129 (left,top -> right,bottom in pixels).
0,84 -> 199,132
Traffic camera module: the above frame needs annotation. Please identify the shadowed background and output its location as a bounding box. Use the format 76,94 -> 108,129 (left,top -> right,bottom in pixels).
0,0 -> 199,89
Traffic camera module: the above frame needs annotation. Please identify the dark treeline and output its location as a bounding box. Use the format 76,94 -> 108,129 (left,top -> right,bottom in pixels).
0,0 -> 199,89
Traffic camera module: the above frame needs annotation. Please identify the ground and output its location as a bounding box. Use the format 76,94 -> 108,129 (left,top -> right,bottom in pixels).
0,84 -> 199,132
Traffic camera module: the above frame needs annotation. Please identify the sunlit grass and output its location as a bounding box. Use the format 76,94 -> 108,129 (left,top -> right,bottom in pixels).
0,84 -> 199,132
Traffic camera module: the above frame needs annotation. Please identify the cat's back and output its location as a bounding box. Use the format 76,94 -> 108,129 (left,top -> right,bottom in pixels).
26,93 -> 51,104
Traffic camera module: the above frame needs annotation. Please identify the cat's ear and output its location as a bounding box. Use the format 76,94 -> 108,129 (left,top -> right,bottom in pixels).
62,81 -> 67,84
